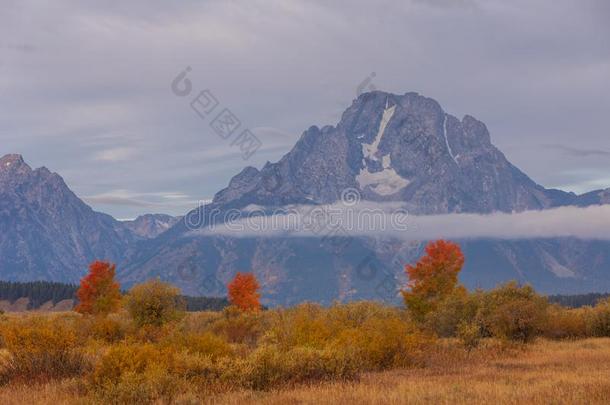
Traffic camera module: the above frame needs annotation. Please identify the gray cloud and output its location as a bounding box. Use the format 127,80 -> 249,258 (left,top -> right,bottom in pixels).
1,0 -> 609,218
83,190 -> 207,219
542,144 -> 610,158
193,204 -> 610,242
84,195 -> 151,208
2,43 -> 37,52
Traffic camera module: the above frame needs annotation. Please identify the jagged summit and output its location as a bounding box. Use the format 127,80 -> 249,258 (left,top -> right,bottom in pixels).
0,153 -> 26,164
120,91 -> 610,304
210,91 -> 564,214
122,214 -> 180,239
0,154 -> 31,176
0,154 -> 141,281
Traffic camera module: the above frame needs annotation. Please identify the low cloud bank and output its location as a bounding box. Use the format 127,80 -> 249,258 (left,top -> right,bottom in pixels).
188,203 -> 610,241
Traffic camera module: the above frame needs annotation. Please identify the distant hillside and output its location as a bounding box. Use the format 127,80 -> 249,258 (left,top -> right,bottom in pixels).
0,280 -> 228,312
0,154 -> 138,282
0,280 -> 77,311
549,293 -> 610,308
121,214 -> 181,238
183,296 -> 229,312
0,154 -> 177,282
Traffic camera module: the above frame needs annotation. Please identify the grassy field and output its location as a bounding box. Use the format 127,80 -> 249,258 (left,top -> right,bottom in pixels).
211,338 -> 610,405
0,277 -> 608,404
1,338 -> 609,404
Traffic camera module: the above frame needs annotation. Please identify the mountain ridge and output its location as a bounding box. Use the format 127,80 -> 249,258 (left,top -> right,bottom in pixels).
2,91 -> 610,304
209,91 -> 592,214
0,155 -> 174,281
117,91 -> 610,304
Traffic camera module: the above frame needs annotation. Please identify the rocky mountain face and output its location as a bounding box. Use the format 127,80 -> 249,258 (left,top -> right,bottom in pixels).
122,214 -> 180,239
119,91 -> 610,304
0,154 -> 140,282
211,92 -> 574,213
573,188 -> 610,206
2,91 -> 610,304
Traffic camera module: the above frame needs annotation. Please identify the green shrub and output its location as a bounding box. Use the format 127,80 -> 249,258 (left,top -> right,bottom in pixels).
457,321 -> 481,351
125,279 -> 185,328
476,282 -> 548,342
424,287 -> 479,337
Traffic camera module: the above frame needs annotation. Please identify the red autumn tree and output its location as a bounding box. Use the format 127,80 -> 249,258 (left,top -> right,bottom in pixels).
227,272 -> 261,311
401,240 -> 465,322
75,261 -> 122,315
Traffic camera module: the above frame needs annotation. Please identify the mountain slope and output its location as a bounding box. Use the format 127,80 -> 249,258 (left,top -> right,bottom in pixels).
2,92 -> 609,302
122,214 -> 180,239
120,91 -> 610,304
0,154 -> 137,281
211,92 -> 577,214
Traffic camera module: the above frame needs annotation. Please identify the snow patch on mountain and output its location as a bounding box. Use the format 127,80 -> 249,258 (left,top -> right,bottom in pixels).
542,251 -> 577,278
362,102 -> 395,159
356,100 -> 409,196
443,114 -> 458,164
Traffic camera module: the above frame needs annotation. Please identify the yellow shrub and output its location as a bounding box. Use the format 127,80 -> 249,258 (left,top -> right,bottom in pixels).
127,321 -> 180,343
94,363 -> 180,404
263,301 -> 406,351
544,305 -> 589,339
91,343 -> 171,385
457,321 -> 482,351
263,303 -> 332,349
330,317 -> 429,371
589,298 -> 610,337
81,316 -> 127,343
224,345 -> 358,390
424,288 -> 479,337
211,306 -> 267,345
90,340 -> 354,395
325,301 -> 401,328
0,317 -> 88,383
180,311 -> 223,334
89,342 -> 184,402
172,351 -> 223,383
161,332 -> 233,360
90,341 -> 222,400
124,279 -> 185,328
476,282 -> 548,342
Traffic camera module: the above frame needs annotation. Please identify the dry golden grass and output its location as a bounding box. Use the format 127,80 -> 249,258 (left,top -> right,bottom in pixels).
203,338 -> 610,405
0,338 -> 608,404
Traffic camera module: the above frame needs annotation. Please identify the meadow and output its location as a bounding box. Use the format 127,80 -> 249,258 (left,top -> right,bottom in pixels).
0,291 -> 609,404
0,244 -> 609,404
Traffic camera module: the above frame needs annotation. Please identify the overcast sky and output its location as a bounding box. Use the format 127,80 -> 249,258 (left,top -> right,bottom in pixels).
2,0 -> 609,219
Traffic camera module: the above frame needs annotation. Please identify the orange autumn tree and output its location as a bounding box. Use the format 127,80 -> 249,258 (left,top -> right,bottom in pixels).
75,260 -> 122,315
227,272 -> 261,311
401,240 -> 465,322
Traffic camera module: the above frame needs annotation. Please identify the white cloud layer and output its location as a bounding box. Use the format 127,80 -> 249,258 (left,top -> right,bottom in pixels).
191,204 -> 610,241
